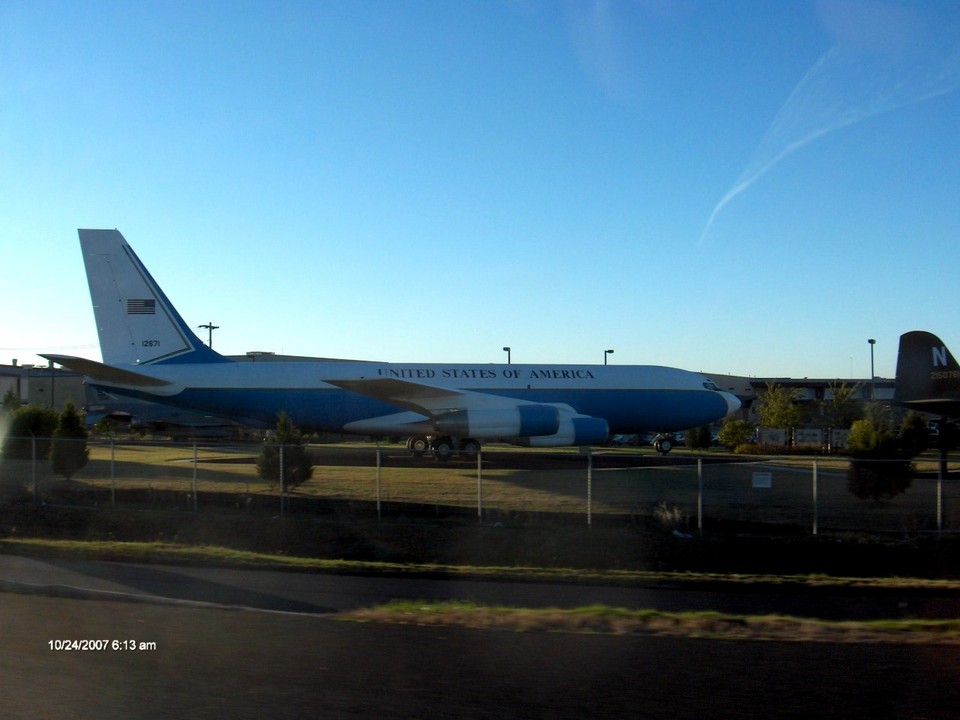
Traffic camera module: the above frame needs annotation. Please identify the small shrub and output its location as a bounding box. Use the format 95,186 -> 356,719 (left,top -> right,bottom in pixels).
49,402 -> 89,481
257,412 -> 314,489
847,458 -> 913,501
2,405 -> 58,459
718,419 -> 755,450
685,425 -> 712,450
653,501 -> 688,531
845,418 -> 913,500
899,412 -> 929,457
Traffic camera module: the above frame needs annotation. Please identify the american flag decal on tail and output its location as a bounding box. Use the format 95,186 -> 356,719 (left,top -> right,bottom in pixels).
127,299 -> 156,315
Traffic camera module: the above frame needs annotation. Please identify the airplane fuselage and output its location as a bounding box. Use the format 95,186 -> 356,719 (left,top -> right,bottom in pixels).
49,229 -> 741,453
92,359 -> 734,435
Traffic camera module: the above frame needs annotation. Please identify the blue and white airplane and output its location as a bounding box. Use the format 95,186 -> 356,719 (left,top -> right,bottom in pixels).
46,229 -> 740,459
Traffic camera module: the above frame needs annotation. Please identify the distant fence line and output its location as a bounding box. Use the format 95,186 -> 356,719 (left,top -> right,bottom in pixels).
0,436 -> 957,537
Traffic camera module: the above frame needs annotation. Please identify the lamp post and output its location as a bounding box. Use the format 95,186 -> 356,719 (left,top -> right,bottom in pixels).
604,349 -> 614,365
868,338 -> 876,400
502,346 -> 511,364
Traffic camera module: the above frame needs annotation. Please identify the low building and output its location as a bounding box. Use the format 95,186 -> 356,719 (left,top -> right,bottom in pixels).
0,361 -> 86,410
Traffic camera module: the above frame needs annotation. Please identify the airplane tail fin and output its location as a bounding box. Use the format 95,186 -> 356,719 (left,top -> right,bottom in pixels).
79,229 -> 230,366
893,331 -> 960,412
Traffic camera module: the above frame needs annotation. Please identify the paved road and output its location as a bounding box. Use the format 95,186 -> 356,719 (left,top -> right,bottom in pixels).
2,592 -> 959,719
1,554 -> 959,620
3,555 -> 960,718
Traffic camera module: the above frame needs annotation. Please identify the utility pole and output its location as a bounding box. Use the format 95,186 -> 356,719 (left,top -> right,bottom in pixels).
199,322 -> 220,348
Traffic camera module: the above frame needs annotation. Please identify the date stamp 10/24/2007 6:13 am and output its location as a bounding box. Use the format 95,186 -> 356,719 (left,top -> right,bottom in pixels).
48,639 -> 157,652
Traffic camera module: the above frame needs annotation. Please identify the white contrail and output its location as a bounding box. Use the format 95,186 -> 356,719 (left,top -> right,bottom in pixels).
699,8 -> 960,247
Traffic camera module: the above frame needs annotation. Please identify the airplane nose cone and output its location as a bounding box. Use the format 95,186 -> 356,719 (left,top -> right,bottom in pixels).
721,391 -> 741,416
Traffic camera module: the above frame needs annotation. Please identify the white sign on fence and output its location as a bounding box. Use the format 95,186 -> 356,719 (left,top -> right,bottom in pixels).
752,471 -> 773,489
830,428 -> 851,450
794,428 -> 823,448
758,428 -> 787,446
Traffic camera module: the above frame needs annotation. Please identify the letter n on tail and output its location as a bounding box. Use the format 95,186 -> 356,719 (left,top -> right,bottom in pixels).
933,345 -> 949,368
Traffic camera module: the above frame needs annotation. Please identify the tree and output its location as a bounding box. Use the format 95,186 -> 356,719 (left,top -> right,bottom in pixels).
49,402 -> 89,481
845,417 -> 912,501
2,389 -> 20,415
847,417 -> 896,455
756,382 -> 804,431
821,382 -> 863,429
862,401 -> 895,435
717,418 -> 755,450
2,405 -> 58,459
685,424 -> 712,450
899,411 -> 929,457
92,416 -> 119,437
256,412 -> 314,489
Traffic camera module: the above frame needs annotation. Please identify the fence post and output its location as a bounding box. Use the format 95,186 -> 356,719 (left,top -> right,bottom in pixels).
812,460 -> 819,537
476,447 -> 483,524
697,457 -> 703,537
192,443 -> 199,512
375,439 -> 382,522
31,433 -> 37,505
279,444 -> 285,518
587,448 -> 593,528
110,439 -> 116,509
937,457 -> 944,539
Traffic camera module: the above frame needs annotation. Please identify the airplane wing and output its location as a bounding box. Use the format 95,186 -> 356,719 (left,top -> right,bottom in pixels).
41,354 -> 173,388
326,376 -> 607,444
327,377 -> 515,416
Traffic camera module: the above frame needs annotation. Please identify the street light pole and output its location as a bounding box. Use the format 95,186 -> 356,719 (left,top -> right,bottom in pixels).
199,322 -> 220,348
868,338 -> 876,400
604,349 -> 614,365
502,346 -> 511,365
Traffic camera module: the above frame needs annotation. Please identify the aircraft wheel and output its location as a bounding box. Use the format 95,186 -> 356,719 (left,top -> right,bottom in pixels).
407,435 -> 430,457
432,437 -> 454,462
460,439 -> 480,461
657,438 -> 673,454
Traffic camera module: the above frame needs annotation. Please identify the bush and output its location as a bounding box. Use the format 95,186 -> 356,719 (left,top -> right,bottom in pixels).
685,425 -> 712,450
49,402 -> 89,481
2,389 -> 20,414
653,501 -> 688,532
899,412 -> 929,457
845,418 -> 912,501
718,419 -> 755,450
847,457 -> 913,501
256,412 -> 314,489
2,405 -> 58,459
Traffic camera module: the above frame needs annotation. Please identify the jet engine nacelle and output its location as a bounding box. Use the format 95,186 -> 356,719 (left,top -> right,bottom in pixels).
517,414 -> 610,447
433,404 -> 560,439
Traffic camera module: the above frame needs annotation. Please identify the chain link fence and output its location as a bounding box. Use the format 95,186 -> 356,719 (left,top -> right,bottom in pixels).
1,437 -> 957,536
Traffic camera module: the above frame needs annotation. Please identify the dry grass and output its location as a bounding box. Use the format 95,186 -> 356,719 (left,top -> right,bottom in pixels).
342,600 -> 960,644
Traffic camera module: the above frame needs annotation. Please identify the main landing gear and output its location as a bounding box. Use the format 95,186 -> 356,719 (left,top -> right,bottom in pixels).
406,435 -> 481,462
652,433 -> 674,455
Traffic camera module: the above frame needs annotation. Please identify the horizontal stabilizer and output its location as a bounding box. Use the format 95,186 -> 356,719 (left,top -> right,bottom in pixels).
42,354 -> 172,388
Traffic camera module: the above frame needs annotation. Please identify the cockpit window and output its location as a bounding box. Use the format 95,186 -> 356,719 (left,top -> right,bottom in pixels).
704,381 -> 720,391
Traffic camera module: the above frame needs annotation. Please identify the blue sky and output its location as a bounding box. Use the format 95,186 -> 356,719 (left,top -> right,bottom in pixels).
2,0 -> 958,380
